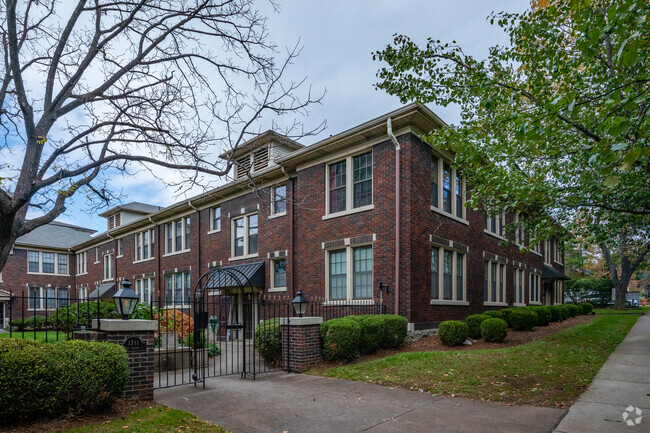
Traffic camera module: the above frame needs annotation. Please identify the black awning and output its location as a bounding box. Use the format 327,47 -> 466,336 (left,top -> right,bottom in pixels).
88,282 -> 115,299
542,264 -> 570,281
204,262 -> 265,289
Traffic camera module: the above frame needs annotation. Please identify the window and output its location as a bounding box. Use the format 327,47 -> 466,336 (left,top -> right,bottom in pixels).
431,156 -> 465,219
553,281 -> 563,304
532,241 -> 541,254
211,206 -> 221,231
232,213 -> 258,258
554,239 -> 563,263
513,212 -> 523,245
77,251 -> 87,275
271,259 -> 287,289
27,251 -> 69,275
165,217 -> 190,254
530,273 -> 541,304
484,213 -> 505,237
79,286 -> 88,300
165,271 -> 190,306
272,185 -> 286,214
544,240 -> 551,264
514,268 -> 526,305
103,253 -> 114,280
326,152 -> 373,215
95,247 -> 99,263
135,229 -> 155,261
484,260 -> 506,304
327,245 -> 373,301
135,278 -> 155,304
117,239 -> 124,257
431,247 -> 465,302
27,287 -> 69,310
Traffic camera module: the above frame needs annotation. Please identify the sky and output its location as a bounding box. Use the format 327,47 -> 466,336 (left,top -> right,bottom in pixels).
48,0 -> 529,233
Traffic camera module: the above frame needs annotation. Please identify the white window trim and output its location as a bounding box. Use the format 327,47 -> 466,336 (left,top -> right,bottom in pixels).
230,212 -> 259,260
553,238 -> 564,264
483,228 -> 506,241
134,229 -> 155,262
116,239 -> 124,258
484,260 -> 506,305
324,151 -> 373,217
514,268 -> 526,306
484,213 -> 505,239
431,247 -> 466,303
208,206 -> 222,233
269,258 -> 287,292
271,185 -> 287,216
134,277 -> 155,304
544,239 -> 551,265
26,251 -> 70,276
27,287 -> 70,311
164,272 -> 191,308
324,244 -> 373,301
94,247 -> 99,264
431,156 -> 467,222
103,253 -> 114,281
76,251 -> 88,276
163,217 -> 191,257
529,273 -> 541,304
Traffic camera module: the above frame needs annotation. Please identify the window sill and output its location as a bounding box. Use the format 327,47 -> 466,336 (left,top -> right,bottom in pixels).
94,261 -> 100,265
553,260 -> 564,266
26,272 -> 69,277
430,206 -> 469,226
513,303 -> 527,307
163,249 -> 190,258
207,228 -> 221,235
553,303 -> 563,305
228,253 -> 259,262
133,257 -> 155,264
116,254 -> 123,259
268,287 -> 287,293
268,212 -> 287,220
529,301 -> 542,306
102,278 -> 114,282
323,299 -> 375,306
531,250 -> 542,257
430,300 -> 469,306
163,305 -> 190,309
77,272 -> 88,276
483,301 -> 508,307
322,204 -> 374,220
483,230 -> 506,241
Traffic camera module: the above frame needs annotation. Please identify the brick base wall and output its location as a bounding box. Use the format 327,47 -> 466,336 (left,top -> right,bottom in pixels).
104,330 -> 155,400
281,317 -> 323,373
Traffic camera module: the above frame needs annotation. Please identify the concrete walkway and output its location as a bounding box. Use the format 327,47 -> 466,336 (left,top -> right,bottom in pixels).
156,372 -> 565,433
554,314 -> 650,433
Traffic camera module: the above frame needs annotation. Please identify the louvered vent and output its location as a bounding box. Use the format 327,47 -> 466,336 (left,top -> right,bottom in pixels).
253,147 -> 269,172
108,215 -> 114,230
115,213 -> 121,227
236,156 -> 251,179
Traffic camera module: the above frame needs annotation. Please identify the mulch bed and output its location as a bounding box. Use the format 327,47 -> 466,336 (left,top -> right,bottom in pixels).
0,398 -> 153,433
311,315 -> 594,371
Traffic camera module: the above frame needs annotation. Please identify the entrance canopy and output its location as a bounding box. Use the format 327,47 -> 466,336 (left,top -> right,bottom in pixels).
0,289 -> 10,301
542,264 -> 570,281
204,262 -> 265,290
88,282 -> 115,299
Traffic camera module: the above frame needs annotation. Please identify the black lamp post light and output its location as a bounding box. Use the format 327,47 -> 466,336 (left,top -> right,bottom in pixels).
113,278 -> 140,320
292,289 -> 309,318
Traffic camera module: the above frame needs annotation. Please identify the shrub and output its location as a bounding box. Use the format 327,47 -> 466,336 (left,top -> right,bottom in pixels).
321,318 -> 361,361
483,310 -> 505,320
565,303 -> 579,318
558,305 -> 570,320
508,308 -> 538,331
155,310 -> 194,340
481,318 -> 508,342
578,302 -> 594,315
549,305 -> 562,322
466,314 -> 490,339
181,332 -> 207,349
500,308 -> 515,326
438,320 -> 468,346
50,301 -> 120,332
531,306 -> 552,327
377,315 -> 408,349
207,343 -> 221,358
254,318 -> 282,367
346,315 -> 385,354
0,339 -> 129,422
10,315 -> 47,331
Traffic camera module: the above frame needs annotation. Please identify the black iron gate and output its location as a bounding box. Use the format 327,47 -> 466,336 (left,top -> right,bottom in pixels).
154,266 -> 287,389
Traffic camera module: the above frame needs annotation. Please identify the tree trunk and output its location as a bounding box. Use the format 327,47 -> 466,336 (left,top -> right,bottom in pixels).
613,279 -> 629,310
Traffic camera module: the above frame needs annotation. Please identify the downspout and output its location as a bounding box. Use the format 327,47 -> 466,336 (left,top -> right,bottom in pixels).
106,232 -> 117,284
149,216 -> 161,304
188,201 -> 200,298
279,163 -> 294,295
387,118 -> 400,316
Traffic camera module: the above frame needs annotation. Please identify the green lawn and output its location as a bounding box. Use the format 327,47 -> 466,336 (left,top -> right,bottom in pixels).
313,315 -> 637,407
594,306 -> 648,315
0,331 -> 69,343
58,405 -> 229,433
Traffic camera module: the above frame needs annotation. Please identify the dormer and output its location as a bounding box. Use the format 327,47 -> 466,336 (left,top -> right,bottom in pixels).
221,131 -> 304,180
99,202 -> 162,232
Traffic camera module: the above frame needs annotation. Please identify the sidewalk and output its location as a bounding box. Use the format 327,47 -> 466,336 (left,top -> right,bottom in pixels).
156,372 -> 565,433
554,314 -> 650,433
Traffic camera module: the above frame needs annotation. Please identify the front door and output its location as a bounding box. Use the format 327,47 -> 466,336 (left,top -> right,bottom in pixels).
542,282 -> 553,305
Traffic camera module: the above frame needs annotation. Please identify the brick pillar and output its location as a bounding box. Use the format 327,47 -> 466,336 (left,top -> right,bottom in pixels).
280,317 -> 323,373
92,319 -> 156,400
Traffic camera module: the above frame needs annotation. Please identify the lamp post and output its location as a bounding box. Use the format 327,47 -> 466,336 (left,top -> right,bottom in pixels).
113,278 -> 140,320
292,289 -> 309,318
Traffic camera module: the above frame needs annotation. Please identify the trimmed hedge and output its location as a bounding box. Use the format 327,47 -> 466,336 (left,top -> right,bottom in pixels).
10,315 -> 47,331
0,339 -> 129,422
254,318 -> 282,367
508,308 -> 538,331
531,306 -> 552,327
321,318 -> 361,361
377,315 -> 408,349
549,305 -> 562,322
558,305 -> 570,320
50,301 -> 120,332
483,310 -> 505,320
500,308 -> 515,326
466,314 -> 490,339
438,320 -> 468,346
578,302 -> 594,315
346,315 -> 384,354
481,318 -> 508,342
565,303 -> 579,318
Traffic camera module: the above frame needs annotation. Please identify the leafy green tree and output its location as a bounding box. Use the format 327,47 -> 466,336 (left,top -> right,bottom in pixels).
373,0 -> 649,309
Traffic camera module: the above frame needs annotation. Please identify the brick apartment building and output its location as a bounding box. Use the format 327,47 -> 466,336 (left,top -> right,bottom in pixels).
0,103 -> 567,330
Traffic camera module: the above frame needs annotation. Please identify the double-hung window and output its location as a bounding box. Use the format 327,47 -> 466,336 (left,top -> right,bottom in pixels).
232,213 -> 258,258
165,272 -> 190,306
27,251 -> 69,275
28,287 -> 68,310
553,281 -> 563,304
544,240 -> 551,264
484,213 -> 505,238
327,245 -> 373,301
484,260 -> 507,304
431,155 -> 465,220
272,185 -> 287,215
117,239 -> 124,257
135,278 -> 155,304
135,229 -> 155,261
530,273 -> 541,304
431,247 -> 466,303
326,152 -> 372,215
514,268 -> 526,305
103,253 -> 114,280
271,258 -> 287,290
211,206 -> 221,231
165,217 -> 190,254
554,239 -> 563,264
77,251 -> 87,275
